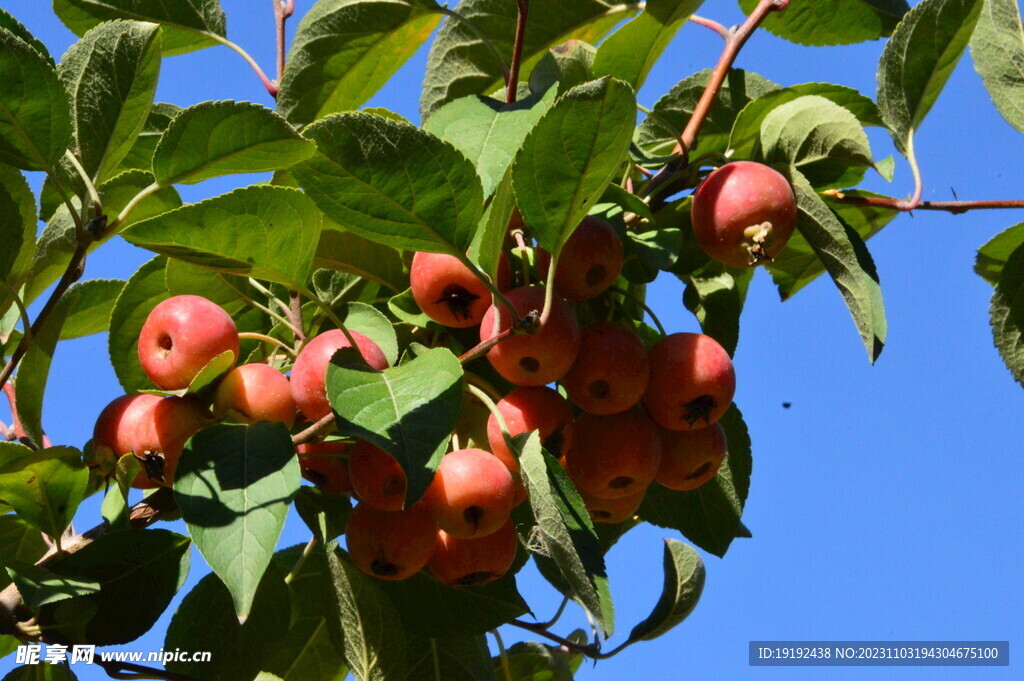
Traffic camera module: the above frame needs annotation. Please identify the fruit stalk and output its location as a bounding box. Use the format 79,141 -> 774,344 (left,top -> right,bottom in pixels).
506,0 -> 530,104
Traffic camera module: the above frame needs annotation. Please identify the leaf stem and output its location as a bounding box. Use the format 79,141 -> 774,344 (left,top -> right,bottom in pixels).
207,33 -> 279,97
107,182 -> 162,235
283,537 -> 316,585
441,8 -> 511,85
512,230 -> 531,285
63,149 -> 102,214
899,133 -> 924,211
608,286 -> 666,336
689,14 -> 730,40
506,0 -> 530,104
492,629 -> 514,681
237,331 -> 297,357
538,253 -> 558,327
218,276 -> 301,337
534,595 -> 570,629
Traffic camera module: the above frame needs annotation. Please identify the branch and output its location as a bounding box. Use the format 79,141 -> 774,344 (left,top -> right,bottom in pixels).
274,0 -> 295,87
208,33 -> 279,97
97,660 -> 199,681
689,14 -> 730,40
823,190 -> 1024,214
292,413 -> 336,446
506,0 -> 530,103
288,290 -> 306,345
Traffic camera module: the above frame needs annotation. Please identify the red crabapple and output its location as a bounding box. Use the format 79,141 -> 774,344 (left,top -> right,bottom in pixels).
656,422 -> 728,491
410,252 -> 511,328
642,332 -> 735,431
290,329 -> 388,421
130,396 -> 209,488
423,448 -> 516,539
349,441 -> 407,511
212,363 -> 296,427
537,216 -> 623,302
345,502 -> 437,580
92,394 -> 162,468
563,409 -> 661,500
298,441 -> 353,496
562,323 -> 650,415
578,487 -> 646,525
428,520 -> 519,586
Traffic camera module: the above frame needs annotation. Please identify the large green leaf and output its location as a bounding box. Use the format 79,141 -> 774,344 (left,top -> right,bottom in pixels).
877,0 -> 984,153
498,639 -> 584,681
512,78 -> 635,256
424,89 -> 557,197
970,0 -> 1024,133
990,241 -> 1024,387
120,101 -> 180,171
528,40 -> 598,96
293,113 -> 484,255
406,634 -> 495,681
153,101 -> 316,186
0,447 -> 88,543
58,20 -> 161,184
0,8 -> 53,63
682,264 -> 752,358
421,0 -> 638,117
5,562 -> 99,610
60,279 -> 126,339
174,422 -> 301,621
107,256 -> 168,392
976,221 -> 1024,285
35,529 -> 190,645
517,432 -> 614,637
326,347 -> 463,505
592,0 -> 703,89
638,406 -> 752,557
315,223 -> 407,294
739,0 -> 909,46
278,0 -> 442,127
626,540 -> 705,643
122,185 -> 322,289
52,0 -> 228,56
0,514 -> 49,591
787,171 -> 887,362
0,166 -> 37,287
0,27 -> 71,171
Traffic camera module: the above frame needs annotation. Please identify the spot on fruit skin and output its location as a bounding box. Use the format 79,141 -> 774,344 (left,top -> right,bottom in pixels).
519,356 -> 541,373
434,284 -> 480,322
681,394 -> 718,427
456,571 -> 495,586
463,505 -> 484,530
371,559 -> 400,577
588,380 -> 611,400
609,476 -> 634,489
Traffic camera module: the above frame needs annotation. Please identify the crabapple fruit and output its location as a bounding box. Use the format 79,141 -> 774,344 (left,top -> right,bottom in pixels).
479,286 -> 580,386
423,448 -> 516,539
138,295 -> 240,390
562,323 -> 650,415
349,441 -> 407,511
298,441 -> 353,496
410,252 -> 511,328
656,422 -> 728,491
537,216 -> 623,302
130,396 -> 208,488
345,502 -> 437,580
563,409 -> 661,500
290,329 -> 388,421
691,161 -> 797,268
428,520 -> 519,586
642,332 -> 735,431
578,487 -> 646,525
92,394 -> 163,467
212,363 -> 296,427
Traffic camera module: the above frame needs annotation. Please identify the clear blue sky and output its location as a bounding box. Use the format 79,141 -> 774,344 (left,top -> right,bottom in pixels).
2,1 -> 1022,679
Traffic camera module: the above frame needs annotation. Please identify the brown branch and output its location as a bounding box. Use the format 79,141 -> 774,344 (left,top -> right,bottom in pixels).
459,326 -> 519,365
506,0 -> 530,103
823,190 -> 1024,214
288,290 -> 305,346
292,413 -> 336,446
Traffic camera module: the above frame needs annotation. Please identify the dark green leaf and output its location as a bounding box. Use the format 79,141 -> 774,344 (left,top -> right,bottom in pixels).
0,166 -> 37,291
99,453 -> 141,530
120,102 -> 180,171
970,0 -> 1024,134
163,260 -> 259,316
294,486 -> 352,543
528,40 -> 597,95
293,113 -> 484,255
333,302 -> 400,367
0,9 -> 52,62
406,634 -> 495,681
316,223 -> 407,294
513,78 -> 636,256
0,514 -> 49,591
59,279 -> 125,340
976,221 -> 1024,285
470,170 -> 516,283
0,448 -> 88,543
1,663 -> 78,681
877,0 -> 984,152
326,347 -> 463,505
0,442 -> 42,515
6,562 -> 100,608
683,264 -> 752,357
278,0 -> 443,127
388,288 -> 436,329
626,539 -> 704,643
990,241 -> 1024,387
152,101 -> 316,185
107,256 -> 169,392
14,297 -> 71,446
53,0 -> 228,56
499,639 -> 584,681
739,0 -> 909,46
174,422 -> 301,621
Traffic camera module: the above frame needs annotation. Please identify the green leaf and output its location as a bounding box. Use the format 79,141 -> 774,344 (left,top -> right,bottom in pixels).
0,448 -> 88,542
53,0 -> 228,56
152,101 -> 316,186
60,279 -> 125,340
512,78 -> 636,256
970,0 -> 1024,133
499,639 -> 584,681
107,256 -> 169,392
787,171 -> 887,362
0,166 -> 37,288
334,302 -> 400,367
682,264 -> 753,358
389,288 -> 436,328
14,296 -> 71,446
123,185 -> 322,289
99,453 -> 141,530
325,545 -> 408,681
315,224 -> 407,294
517,432 -> 613,637
37,529 -> 190,645
637,68 -> 779,159
421,0 -> 638,117
120,101 -> 180,171
424,89 -> 558,197
294,486 -> 352,543
626,540 -> 705,643
0,27 -> 72,171
471,170 -> 517,282
990,241 -> 1024,387
639,405 -> 752,557
293,113 -> 484,255
6,562 -> 100,609
58,20 -> 161,184
166,559 -> 291,681
0,514 -> 49,591
326,347 -> 464,505
739,0 -> 909,46
265,545 -> 348,681
592,0 -> 704,89
1,663 -> 78,681
729,82 -> 884,159
976,222 -> 1024,285
406,634 -> 495,681
768,191 -> 900,299
0,9 -> 53,62
0,443 -> 41,515
759,95 -> 874,189
528,40 -> 597,96
173,422 -> 301,621
877,0 -> 984,152
278,0 -> 443,127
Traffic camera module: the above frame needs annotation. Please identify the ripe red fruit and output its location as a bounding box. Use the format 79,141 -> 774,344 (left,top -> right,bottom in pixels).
92,394 -> 163,468
130,397 -> 209,488
349,441 -> 407,511
562,323 -> 650,415
486,386 -> 574,505
578,487 -> 646,525
423,448 -> 516,539
346,502 -> 437,580
298,441 -> 353,496
563,410 -> 661,500
428,520 -> 519,586
138,295 -> 240,390
212,363 -> 296,428
691,161 -> 797,268
410,252 -> 511,328
656,422 -> 728,491
537,216 -> 623,302
479,286 -> 580,387
642,332 -> 735,431
290,329 -> 389,421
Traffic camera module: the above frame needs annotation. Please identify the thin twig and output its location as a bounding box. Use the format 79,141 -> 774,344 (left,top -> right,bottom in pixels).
822,190 -> 1024,214
506,0 -> 530,103
284,537 -> 317,585
97,659 -> 200,681
492,629 -> 514,681
292,413 -> 337,446
288,290 -> 306,345
459,327 -> 516,364
273,0 -> 294,88
689,14 -> 730,40
206,33 -> 279,97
